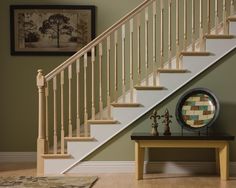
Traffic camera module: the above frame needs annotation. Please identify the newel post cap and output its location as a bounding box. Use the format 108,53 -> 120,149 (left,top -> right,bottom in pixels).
37,69 -> 45,87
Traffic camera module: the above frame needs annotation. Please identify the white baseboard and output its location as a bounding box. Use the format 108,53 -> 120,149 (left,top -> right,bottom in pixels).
0,152 -> 36,162
68,161 -> 236,176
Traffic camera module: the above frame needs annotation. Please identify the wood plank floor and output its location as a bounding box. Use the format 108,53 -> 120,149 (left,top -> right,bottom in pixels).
1,163 -> 236,188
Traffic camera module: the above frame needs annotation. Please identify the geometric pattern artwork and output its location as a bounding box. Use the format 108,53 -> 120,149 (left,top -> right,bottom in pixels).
181,93 -> 215,128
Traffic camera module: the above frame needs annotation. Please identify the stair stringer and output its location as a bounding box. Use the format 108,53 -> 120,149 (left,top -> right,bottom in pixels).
44,27 -> 236,176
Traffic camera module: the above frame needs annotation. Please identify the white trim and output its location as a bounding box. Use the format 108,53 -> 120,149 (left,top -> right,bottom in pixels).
67,161 -> 236,176
0,152 -> 36,162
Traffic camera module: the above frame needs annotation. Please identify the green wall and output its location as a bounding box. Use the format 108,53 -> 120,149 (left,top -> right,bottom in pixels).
0,0 -> 235,163
0,0 -> 142,151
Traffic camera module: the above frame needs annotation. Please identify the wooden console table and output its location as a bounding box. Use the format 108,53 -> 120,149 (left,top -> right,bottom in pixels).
131,133 -> 234,180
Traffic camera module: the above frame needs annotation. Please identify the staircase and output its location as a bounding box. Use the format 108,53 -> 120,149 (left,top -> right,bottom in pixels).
36,0 -> 236,175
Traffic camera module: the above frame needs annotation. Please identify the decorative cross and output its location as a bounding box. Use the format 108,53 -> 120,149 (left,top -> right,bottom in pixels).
150,109 -> 161,135
161,109 -> 173,135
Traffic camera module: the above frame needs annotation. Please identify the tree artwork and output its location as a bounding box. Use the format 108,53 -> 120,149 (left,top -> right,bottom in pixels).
39,14 -> 74,48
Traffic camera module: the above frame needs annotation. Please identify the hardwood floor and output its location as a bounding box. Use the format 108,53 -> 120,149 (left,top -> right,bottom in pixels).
1,163 -> 236,188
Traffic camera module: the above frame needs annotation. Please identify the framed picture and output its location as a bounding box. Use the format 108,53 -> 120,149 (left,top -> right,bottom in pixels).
10,5 -> 96,56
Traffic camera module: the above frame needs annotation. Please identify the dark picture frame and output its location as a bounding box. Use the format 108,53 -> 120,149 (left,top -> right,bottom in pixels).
10,5 -> 96,56
176,88 -> 220,132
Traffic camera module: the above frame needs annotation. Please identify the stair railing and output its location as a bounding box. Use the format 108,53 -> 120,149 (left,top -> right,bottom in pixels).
37,0 -> 235,175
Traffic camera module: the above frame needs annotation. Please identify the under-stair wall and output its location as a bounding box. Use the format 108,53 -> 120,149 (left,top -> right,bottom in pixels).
36,0 -> 236,175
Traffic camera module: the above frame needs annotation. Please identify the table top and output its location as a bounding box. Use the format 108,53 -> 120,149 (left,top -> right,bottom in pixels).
131,132 -> 235,141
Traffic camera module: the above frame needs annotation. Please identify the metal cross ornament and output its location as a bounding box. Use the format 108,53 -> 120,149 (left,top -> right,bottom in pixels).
150,109 -> 161,136
161,109 -> 173,135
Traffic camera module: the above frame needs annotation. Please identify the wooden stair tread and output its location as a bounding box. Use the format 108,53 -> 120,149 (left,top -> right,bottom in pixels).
158,69 -> 188,73
134,86 -> 165,90
180,52 -> 211,56
228,16 -> 236,21
64,137 -> 95,141
111,103 -> 141,107
42,154 -> 71,159
88,119 -> 118,124
204,34 -> 234,39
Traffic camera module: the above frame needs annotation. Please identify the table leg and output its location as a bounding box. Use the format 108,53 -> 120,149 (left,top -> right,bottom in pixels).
219,142 -> 229,180
215,148 -> 220,174
135,141 -> 144,180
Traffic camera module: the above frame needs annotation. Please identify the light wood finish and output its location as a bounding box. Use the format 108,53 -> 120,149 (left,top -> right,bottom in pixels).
199,0 -> 205,51
91,48 -> 96,120
60,71 -> 65,154
68,65 -> 72,137
223,0 -> 228,34
64,136 -> 95,141
204,34 -> 234,39
157,68 -> 188,73
183,0 -> 187,51
99,43 -> 103,119
231,0 -> 234,15
111,103 -> 141,107
4,163 -> 236,187
87,120 -> 118,124
215,0 -> 219,34
135,141 -> 144,180
191,0 -> 195,51
176,0 -> 180,69
207,0 -> 211,34
122,25 -> 126,102
36,69 -> 46,176
107,36 -> 111,119
180,51 -> 211,56
129,19 -> 134,102
45,0 -> 154,82
134,139 -> 230,180
76,59 -> 81,137
228,16 -> 236,21
84,53 -> 88,137
137,13 -> 141,85
134,86 -> 165,90
152,1 -> 157,86
168,0 -> 172,68
41,154 -> 71,159
114,31 -> 118,102
160,0 -> 164,68
45,82 -> 49,153
145,7 -> 149,86
53,76 -> 58,154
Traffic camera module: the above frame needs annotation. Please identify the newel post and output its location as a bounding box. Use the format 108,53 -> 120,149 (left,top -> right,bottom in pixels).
36,69 -> 46,176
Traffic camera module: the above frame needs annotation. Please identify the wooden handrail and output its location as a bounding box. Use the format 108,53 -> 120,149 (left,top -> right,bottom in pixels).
45,0 -> 154,82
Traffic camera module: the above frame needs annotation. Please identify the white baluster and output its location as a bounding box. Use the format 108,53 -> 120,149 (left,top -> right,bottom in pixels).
199,0 -> 205,51
223,0 -> 228,34
160,0 -> 164,68
231,0 -> 234,15
207,0 -> 211,34
45,82 -> 49,153
183,0 -> 187,51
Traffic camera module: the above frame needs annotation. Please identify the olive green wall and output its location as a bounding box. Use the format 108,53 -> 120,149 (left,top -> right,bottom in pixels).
0,0 -> 142,151
86,49 -> 236,162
